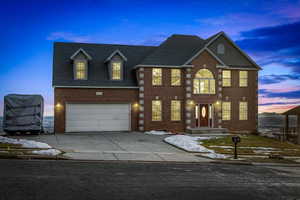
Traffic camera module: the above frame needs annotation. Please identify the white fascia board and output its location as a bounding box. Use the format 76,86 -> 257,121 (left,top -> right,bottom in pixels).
70,48 -> 92,60
105,49 -> 128,62
183,48 -> 226,66
216,65 -> 259,70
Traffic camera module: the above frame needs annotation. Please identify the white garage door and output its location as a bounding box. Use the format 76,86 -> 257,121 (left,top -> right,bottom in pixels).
66,104 -> 130,132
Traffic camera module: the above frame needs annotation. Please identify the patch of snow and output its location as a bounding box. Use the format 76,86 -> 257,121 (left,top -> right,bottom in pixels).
164,135 -> 211,152
203,152 -> 229,159
145,130 -> 172,135
32,149 -> 61,156
0,136 -> 51,149
209,145 -> 234,149
164,135 -> 229,159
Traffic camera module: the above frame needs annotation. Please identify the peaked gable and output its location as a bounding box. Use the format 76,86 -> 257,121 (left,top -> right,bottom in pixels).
70,48 -> 92,60
105,49 -> 128,62
207,33 -> 261,69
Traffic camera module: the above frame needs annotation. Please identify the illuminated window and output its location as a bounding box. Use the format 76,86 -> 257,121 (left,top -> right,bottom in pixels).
193,69 -> 215,94
152,68 -> 162,86
217,43 -> 225,54
171,69 -> 181,86
171,100 -> 181,121
75,62 -> 87,80
239,71 -> 248,87
112,62 -> 121,80
239,102 -> 248,120
152,100 -> 162,121
222,70 -> 231,87
222,102 -> 231,120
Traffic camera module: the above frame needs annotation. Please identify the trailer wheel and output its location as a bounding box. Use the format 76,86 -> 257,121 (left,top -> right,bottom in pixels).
31,131 -> 40,135
5,131 -> 16,136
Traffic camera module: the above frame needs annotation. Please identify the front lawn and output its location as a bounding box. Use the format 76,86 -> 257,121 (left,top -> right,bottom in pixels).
0,136 -> 64,159
201,135 -> 300,157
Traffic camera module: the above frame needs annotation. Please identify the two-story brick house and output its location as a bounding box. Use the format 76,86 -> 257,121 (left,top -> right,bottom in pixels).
53,32 -> 260,133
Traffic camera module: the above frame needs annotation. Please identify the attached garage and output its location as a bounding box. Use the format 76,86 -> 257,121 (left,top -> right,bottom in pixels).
65,103 -> 131,132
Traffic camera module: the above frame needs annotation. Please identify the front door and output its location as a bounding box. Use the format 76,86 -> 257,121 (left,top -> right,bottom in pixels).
199,104 -> 209,127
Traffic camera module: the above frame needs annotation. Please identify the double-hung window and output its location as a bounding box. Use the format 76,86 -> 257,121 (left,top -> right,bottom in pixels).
171,100 -> 181,121
171,69 -> 181,86
152,68 -> 162,86
239,71 -> 248,87
75,61 -> 87,80
111,61 -> 121,80
222,70 -> 231,87
152,100 -> 162,121
222,102 -> 231,120
239,102 -> 248,120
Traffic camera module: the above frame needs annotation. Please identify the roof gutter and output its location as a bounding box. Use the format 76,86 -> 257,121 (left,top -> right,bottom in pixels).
134,64 -> 193,69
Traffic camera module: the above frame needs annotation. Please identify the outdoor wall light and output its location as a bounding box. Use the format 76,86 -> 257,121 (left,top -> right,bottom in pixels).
132,102 -> 139,110
186,100 -> 195,111
55,103 -> 62,109
187,100 -> 195,106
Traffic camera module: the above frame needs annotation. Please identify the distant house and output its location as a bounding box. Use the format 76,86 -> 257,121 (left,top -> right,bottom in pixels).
52,32 -> 260,133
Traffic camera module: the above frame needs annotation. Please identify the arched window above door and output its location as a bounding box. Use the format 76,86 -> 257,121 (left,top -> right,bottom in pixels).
193,69 -> 216,94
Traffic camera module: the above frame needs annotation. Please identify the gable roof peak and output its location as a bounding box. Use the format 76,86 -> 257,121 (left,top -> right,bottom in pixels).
70,48 -> 92,60
105,49 -> 128,62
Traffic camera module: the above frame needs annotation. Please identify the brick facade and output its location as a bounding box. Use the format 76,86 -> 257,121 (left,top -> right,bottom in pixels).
54,51 -> 258,134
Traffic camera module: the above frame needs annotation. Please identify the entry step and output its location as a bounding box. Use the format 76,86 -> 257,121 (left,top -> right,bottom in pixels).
187,127 -> 229,134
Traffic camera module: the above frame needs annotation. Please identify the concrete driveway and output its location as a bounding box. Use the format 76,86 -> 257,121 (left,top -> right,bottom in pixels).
12,132 -> 210,162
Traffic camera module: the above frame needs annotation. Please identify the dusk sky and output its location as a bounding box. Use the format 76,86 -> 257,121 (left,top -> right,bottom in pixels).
1,0 -> 300,116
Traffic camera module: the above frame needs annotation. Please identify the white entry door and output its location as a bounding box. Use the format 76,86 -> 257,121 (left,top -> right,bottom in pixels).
65,103 -> 130,132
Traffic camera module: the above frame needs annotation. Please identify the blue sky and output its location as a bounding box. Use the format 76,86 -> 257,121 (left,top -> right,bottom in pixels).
1,0 -> 300,115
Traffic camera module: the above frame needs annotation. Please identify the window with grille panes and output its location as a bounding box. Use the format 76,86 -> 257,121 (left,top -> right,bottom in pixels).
152,100 -> 162,121
152,68 -> 162,86
193,69 -> 215,94
171,69 -> 181,86
171,100 -> 181,121
239,102 -> 248,120
222,70 -> 231,87
239,71 -> 248,87
111,62 -> 121,80
75,62 -> 87,80
222,102 -> 231,120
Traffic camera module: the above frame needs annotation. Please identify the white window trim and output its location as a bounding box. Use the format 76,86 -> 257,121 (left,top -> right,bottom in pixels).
74,59 -> 88,80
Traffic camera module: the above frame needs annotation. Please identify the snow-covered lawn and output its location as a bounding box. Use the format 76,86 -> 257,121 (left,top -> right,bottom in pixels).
32,149 -> 61,156
0,136 -> 51,148
164,135 -> 228,159
0,136 -> 62,156
145,130 -> 172,135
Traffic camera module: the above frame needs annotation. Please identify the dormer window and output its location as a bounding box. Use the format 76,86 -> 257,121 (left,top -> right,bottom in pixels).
75,61 -> 87,80
111,61 -> 122,80
70,48 -> 92,80
105,49 -> 127,81
217,43 -> 225,54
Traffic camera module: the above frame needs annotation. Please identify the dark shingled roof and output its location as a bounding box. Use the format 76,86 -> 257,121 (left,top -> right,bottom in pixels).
52,33 -> 259,87
53,42 -> 156,87
139,34 -> 206,65
282,105 -> 300,115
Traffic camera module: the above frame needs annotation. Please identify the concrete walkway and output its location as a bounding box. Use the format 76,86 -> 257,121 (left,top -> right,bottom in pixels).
8,132 -> 211,162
